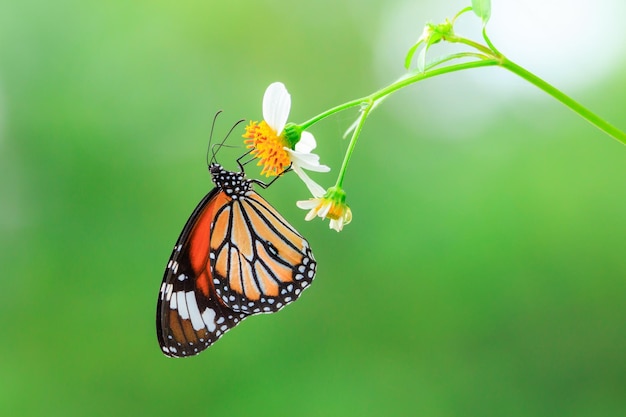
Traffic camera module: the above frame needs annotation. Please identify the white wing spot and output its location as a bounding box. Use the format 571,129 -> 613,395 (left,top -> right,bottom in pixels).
201,308 -> 217,332
169,291 -> 178,309
185,291 -> 205,331
177,291 -> 189,319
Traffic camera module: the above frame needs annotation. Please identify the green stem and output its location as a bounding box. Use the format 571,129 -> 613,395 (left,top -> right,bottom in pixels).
299,59 -> 500,130
501,58 -> 626,145
333,60 -> 500,187
336,102 -> 372,188
301,40 -> 625,169
300,98 -> 364,131
368,59 -> 498,101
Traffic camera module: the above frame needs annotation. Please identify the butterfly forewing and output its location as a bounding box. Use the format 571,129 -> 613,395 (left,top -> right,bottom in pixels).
210,191 -> 316,314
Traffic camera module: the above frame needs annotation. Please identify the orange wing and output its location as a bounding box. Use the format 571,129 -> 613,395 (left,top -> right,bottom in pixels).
156,189 -> 248,357
210,191 -> 316,314
157,163 -> 317,358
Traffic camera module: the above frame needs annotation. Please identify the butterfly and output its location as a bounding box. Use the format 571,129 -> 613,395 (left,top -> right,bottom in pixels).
156,151 -> 317,357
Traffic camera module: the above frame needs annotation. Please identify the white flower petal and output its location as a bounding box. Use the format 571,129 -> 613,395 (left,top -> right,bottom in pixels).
295,131 -> 317,153
329,218 -> 342,232
304,208 -> 318,221
318,201 -> 332,218
292,164 -> 326,197
262,82 -> 290,135
286,148 -> 331,173
296,199 -> 319,209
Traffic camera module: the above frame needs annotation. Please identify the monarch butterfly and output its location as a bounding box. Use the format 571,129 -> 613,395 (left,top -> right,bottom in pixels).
156,135 -> 316,357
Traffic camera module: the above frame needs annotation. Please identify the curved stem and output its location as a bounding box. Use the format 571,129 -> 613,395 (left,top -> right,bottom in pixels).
299,98 -> 364,130
368,59 -> 499,101
336,101 -> 372,188
299,59 -> 500,131
501,58 -> 626,145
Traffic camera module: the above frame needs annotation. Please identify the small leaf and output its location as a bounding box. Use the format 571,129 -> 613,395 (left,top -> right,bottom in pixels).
404,41 -> 422,69
472,0 -> 491,24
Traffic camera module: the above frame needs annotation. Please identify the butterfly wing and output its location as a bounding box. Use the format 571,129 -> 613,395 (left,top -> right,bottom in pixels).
156,189 -> 248,358
209,191 -> 317,314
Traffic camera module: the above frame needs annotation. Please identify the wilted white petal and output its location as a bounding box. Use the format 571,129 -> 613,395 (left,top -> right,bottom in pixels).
343,116 -> 361,139
292,164 -> 326,197
262,82 -> 291,134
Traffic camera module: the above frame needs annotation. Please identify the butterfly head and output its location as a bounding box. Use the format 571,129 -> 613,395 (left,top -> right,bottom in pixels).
209,163 -> 252,199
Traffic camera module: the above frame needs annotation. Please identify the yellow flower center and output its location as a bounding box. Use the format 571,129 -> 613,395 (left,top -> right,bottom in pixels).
326,201 -> 345,220
243,121 -> 291,177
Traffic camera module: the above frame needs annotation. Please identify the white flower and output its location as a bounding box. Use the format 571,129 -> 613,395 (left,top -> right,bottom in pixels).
296,186 -> 352,232
245,82 -> 329,196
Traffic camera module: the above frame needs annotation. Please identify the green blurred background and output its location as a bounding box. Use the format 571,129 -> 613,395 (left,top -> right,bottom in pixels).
1,0 -> 625,416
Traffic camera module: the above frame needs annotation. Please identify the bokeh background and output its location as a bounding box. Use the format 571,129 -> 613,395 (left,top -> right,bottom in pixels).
1,0 -> 625,416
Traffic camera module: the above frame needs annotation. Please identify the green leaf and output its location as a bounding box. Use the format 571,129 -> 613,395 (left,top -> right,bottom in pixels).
404,41 -> 422,69
472,0 -> 491,24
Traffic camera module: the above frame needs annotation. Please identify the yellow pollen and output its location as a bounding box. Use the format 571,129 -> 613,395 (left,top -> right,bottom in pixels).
243,121 -> 291,177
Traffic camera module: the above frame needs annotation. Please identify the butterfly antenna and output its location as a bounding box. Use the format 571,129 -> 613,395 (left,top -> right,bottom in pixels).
207,110 -> 223,167
210,118 -> 246,165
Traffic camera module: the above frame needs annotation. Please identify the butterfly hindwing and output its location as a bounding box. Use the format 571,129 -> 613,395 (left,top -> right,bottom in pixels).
157,191 -> 248,357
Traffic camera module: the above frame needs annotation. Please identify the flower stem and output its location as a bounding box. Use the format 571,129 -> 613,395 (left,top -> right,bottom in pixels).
299,41 -> 625,156
336,101 -> 372,189
299,59 -> 500,131
299,98 -> 365,131
501,57 -> 626,145
367,59 -> 498,101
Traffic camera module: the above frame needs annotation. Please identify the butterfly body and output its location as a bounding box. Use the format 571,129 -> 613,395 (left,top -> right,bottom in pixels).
157,163 -> 316,357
